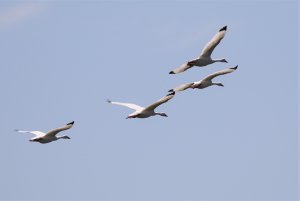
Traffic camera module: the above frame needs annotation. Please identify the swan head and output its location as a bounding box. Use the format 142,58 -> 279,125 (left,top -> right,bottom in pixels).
214,83 -> 224,87
59,135 -> 71,140
158,113 -> 168,117
220,58 -> 228,63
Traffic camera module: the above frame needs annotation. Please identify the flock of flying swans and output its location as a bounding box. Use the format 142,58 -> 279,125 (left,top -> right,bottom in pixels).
16,25 -> 237,144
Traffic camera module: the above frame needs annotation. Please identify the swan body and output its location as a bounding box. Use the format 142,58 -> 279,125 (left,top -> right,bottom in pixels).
169,66 -> 238,92
107,92 -> 175,119
170,26 -> 228,74
15,121 -> 74,144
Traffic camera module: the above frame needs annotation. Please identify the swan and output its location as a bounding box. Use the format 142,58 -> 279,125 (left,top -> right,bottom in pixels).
107,92 -> 175,119
15,121 -> 74,144
169,66 -> 238,92
169,26 -> 228,74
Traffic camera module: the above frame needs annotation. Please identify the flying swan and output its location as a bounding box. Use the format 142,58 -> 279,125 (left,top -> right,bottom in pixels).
107,92 -> 175,119
169,26 -> 228,74
169,66 -> 238,92
15,121 -> 74,144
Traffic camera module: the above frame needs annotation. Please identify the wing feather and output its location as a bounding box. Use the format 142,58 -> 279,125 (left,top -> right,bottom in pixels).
169,83 -> 194,93
169,62 -> 193,74
144,92 -> 175,111
15,130 -> 45,137
203,65 -> 238,81
45,121 -> 74,137
107,100 -> 144,111
199,26 -> 227,58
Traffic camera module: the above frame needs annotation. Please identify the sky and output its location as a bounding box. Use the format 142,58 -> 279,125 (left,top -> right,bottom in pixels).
0,1 -> 298,200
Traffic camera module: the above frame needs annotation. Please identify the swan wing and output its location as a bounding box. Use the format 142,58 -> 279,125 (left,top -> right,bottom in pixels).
203,65 -> 238,81
45,121 -> 74,137
145,92 -> 175,111
169,83 -> 194,93
15,130 -> 45,137
107,100 -> 144,111
199,26 -> 227,58
169,62 -> 193,74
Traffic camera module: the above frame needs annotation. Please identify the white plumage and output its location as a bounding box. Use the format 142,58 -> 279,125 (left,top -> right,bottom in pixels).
169,66 -> 238,92
169,26 -> 228,74
107,92 -> 175,119
15,121 -> 74,144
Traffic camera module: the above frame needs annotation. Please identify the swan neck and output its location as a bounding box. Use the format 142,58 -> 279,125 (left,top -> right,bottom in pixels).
213,58 -> 226,63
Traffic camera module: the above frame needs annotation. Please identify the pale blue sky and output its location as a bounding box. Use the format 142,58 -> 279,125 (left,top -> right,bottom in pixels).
0,1 -> 298,200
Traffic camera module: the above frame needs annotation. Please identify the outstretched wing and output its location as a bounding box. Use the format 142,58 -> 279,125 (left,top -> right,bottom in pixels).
15,130 -> 45,137
199,26 -> 227,58
168,83 -> 194,93
107,99 -> 144,111
203,65 -> 238,81
45,121 -> 74,137
169,62 -> 193,74
144,92 -> 175,111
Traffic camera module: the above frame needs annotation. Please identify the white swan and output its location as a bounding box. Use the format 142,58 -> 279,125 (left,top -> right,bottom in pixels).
15,121 -> 74,144
107,92 -> 175,119
169,66 -> 238,92
169,26 -> 228,74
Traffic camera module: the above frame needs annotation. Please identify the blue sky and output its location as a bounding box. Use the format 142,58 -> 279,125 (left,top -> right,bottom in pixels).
0,1 -> 298,200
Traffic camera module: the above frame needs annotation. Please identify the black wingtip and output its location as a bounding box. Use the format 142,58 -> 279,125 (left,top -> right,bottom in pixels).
106,99 -> 112,103
167,91 -> 175,96
230,65 -> 238,70
168,89 -> 174,93
219,25 -> 227,32
169,71 -> 175,74
67,121 -> 74,125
